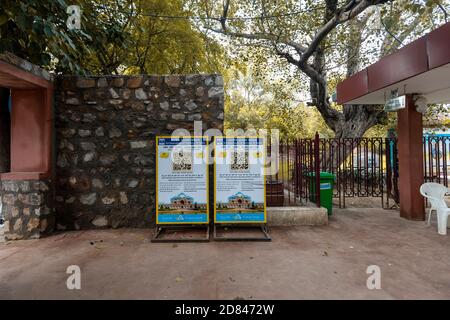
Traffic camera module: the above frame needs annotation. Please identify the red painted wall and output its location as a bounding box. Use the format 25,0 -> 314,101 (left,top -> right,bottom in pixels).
9,88 -> 52,174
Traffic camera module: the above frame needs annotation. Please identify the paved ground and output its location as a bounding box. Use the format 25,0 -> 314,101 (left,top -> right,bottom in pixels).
0,208 -> 449,299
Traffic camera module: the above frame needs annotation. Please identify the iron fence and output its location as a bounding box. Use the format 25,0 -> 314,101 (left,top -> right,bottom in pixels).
266,134 -> 321,207
423,135 -> 450,186
267,134 -> 450,209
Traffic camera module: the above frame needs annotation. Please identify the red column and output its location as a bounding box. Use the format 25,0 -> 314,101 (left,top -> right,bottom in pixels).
397,94 -> 425,220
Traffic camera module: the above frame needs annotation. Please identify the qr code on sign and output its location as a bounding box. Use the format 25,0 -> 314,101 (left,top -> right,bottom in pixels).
230,150 -> 249,171
172,149 -> 192,172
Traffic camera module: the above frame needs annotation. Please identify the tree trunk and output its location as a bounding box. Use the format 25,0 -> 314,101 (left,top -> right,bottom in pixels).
308,17 -> 387,139
0,88 -> 11,173
334,105 -> 387,139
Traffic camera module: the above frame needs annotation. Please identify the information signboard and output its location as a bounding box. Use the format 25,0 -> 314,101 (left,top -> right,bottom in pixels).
214,137 -> 266,224
384,95 -> 406,112
156,136 -> 209,224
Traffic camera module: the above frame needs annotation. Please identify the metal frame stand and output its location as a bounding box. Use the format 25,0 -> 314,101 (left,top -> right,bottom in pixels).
213,223 -> 271,241
151,224 -> 210,243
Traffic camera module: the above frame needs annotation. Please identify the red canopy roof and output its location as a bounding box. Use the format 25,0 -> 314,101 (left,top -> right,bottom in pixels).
337,22 -> 450,105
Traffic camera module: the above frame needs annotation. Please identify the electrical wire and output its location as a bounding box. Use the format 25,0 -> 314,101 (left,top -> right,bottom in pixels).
96,5 -> 326,21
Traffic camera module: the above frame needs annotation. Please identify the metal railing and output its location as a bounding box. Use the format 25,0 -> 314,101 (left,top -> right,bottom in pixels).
267,134 -> 398,208
266,133 -> 321,207
423,135 -> 450,186
268,134 -> 450,209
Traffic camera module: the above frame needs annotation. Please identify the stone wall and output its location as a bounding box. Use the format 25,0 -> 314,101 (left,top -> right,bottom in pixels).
54,74 -> 224,230
0,52 -> 55,240
1,179 -> 54,240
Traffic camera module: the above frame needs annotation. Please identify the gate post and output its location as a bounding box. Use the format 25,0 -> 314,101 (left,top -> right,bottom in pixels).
397,94 -> 425,220
314,132 -> 321,207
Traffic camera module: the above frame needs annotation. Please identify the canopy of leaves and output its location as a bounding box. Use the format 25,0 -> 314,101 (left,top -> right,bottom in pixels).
1,0 -> 449,138
0,0 -> 146,74
189,0 -> 449,138
82,0 -> 226,74
0,0 -> 226,74
223,64 -> 333,139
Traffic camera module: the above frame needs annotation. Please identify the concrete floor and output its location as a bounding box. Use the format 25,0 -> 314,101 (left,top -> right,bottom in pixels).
0,208 -> 449,299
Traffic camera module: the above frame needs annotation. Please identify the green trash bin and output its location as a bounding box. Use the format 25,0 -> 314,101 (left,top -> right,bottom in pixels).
306,172 -> 335,215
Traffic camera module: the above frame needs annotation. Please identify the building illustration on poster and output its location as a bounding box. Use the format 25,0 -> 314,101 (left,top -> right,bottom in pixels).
227,192 -> 251,208
156,136 -> 209,224
214,137 -> 266,223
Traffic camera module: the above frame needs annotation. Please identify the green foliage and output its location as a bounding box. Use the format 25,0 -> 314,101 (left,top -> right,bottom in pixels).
1,0 -> 448,137
191,0 -> 449,138
0,0 -> 132,73
223,65 -> 333,139
0,0 -> 226,74
83,0 -> 226,74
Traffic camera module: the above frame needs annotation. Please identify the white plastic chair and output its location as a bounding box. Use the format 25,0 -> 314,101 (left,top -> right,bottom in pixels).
420,182 -> 450,235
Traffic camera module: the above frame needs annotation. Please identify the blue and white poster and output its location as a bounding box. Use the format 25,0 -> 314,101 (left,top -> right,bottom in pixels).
214,137 -> 266,223
156,136 -> 209,224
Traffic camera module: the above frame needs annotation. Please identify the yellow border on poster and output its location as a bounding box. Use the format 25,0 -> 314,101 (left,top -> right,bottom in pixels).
213,136 -> 267,224
155,135 -> 210,225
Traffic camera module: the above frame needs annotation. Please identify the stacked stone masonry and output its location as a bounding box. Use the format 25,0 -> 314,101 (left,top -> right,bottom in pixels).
54,74 -> 224,231
1,179 -> 54,240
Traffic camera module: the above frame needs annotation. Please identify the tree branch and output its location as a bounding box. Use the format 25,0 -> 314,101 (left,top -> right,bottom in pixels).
274,46 -> 300,66
438,3 -> 448,22
200,0 -> 392,135
299,0 -> 390,65
205,25 -> 307,53
381,14 -> 420,56
220,0 -> 230,30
